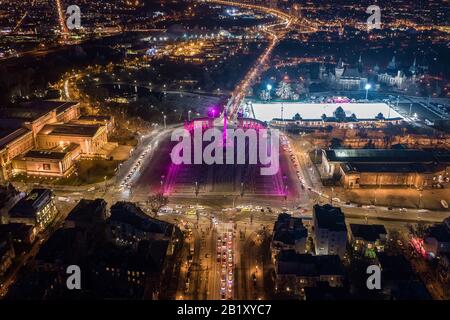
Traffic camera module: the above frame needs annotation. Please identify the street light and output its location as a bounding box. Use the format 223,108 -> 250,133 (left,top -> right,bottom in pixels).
266,84 -> 272,101
163,115 -> 167,129
418,191 -> 423,209
365,83 -> 371,100
188,110 -> 192,121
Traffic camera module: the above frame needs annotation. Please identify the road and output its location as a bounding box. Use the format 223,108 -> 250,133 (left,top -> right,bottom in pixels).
235,225 -> 266,300
205,0 -> 294,120
3,0 -> 449,301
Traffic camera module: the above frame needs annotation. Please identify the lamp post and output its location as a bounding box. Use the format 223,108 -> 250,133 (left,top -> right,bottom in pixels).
266,84 -> 272,101
163,115 -> 167,129
195,181 -> 198,197
365,83 -> 371,100
160,175 -> 165,193
188,110 -> 192,121
418,191 -> 423,209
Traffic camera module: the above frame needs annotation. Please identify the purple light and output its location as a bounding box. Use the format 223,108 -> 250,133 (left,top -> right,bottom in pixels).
207,106 -> 220,118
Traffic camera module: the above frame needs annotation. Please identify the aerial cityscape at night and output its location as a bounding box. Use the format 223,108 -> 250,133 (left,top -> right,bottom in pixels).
0,0 -> 449,307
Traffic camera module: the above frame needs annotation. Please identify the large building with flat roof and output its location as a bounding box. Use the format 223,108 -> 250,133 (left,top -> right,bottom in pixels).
19,101 -> 80,124
0,101 -> 83,182
320,149 -> 450,189
12,143 -> 81,178
37,123 -> 107,156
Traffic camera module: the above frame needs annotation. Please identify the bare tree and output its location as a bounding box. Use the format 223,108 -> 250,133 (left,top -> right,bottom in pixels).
148,193 -> 168,217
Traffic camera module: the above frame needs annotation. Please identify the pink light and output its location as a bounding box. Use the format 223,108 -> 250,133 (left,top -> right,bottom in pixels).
410,237 -> 426,258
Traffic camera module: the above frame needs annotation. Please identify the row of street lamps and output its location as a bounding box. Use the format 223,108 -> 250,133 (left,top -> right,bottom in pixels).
265,83 -> 372,100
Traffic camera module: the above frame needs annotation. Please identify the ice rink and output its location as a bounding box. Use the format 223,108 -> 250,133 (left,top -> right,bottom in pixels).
251,102 -> 403,121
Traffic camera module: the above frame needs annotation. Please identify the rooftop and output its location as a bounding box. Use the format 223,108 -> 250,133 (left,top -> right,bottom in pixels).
0,127 -> 31,149
273,213 -> 308,245
341,67 -> 362,78
20,101 -> 78,116
253,102 -> 402,122
313,204 -> 347,232
78,115 -> 112,122
342,162 -> 441,174
9,189 -> 53,218
109,202 -> 174,237
35,227 -> 86,264
38,123 -> 103,137
350,224 -> 387,242
0,108 -> 50,122
91,240 -> 168,273
22,143 -> 80,160
325,149 -> 436,163
0,101 -> 78,131
277,250 -> 344,277
0,223 -> 35,239
66,198 -> 107,224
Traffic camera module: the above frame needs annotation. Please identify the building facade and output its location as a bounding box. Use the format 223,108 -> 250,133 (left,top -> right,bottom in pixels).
275,250 -> 345,297
0,128 -> 34,182
12,143 -> 81,178
321,149 -> 449,189
8,189 -> 58,231
37,124 -> 108,157
313,204 -> 347,258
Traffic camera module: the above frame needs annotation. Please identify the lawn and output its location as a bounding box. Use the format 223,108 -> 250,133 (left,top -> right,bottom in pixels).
54,159 -> 121,186
109,127 -> 138,146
